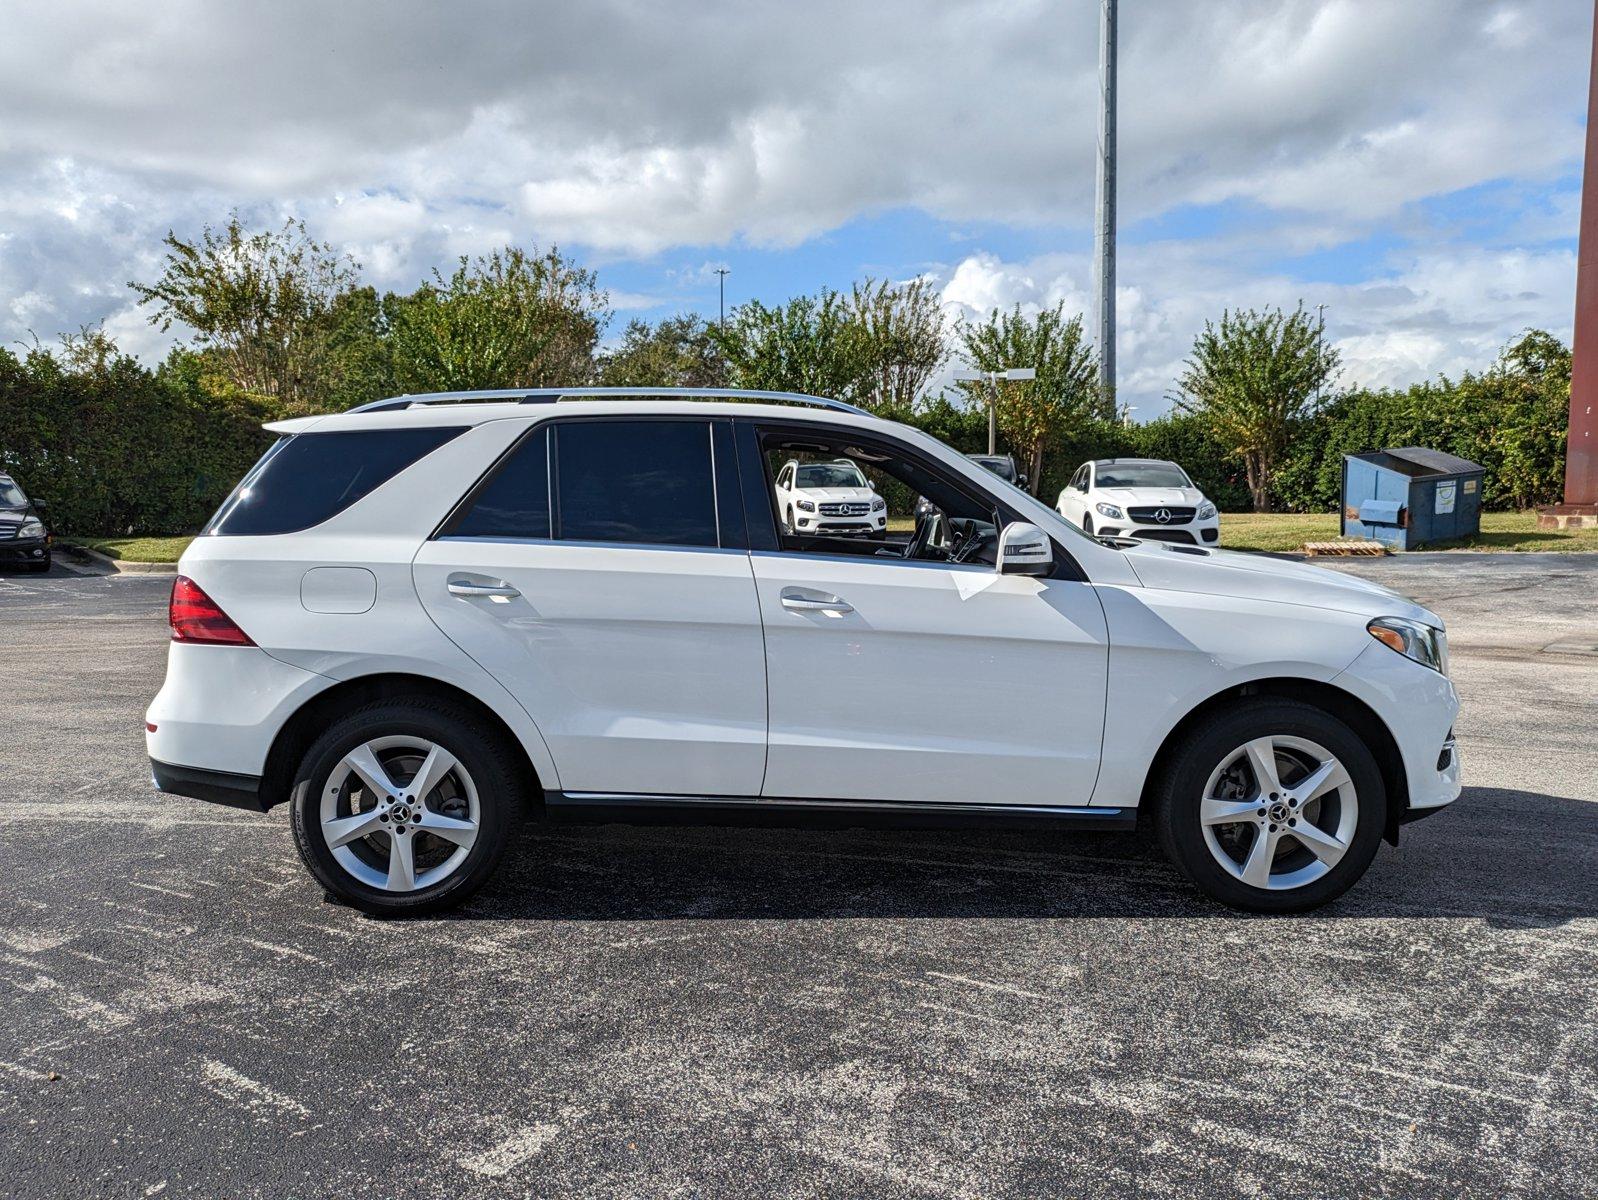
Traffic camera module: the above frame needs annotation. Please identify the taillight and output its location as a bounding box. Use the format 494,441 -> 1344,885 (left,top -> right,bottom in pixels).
169,575 -> 254,645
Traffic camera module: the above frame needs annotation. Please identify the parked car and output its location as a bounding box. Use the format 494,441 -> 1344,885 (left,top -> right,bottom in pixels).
774,457 -> 887,537
147,388 -> 1460,917
0,473 -> 52,572
916,452 -> 1026,529
1058,458 -> 1219,545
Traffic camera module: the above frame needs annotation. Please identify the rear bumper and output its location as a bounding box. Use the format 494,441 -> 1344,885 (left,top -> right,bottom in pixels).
151,758 -> 265,811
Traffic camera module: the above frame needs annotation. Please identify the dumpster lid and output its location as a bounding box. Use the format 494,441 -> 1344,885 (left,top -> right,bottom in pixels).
1357,498 -> 1404,524
1349,447 -> 1484,478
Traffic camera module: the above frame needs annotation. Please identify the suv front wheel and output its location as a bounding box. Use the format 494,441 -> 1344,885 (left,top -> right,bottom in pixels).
289,698 -> 522,916
1153,698 -> 1386,912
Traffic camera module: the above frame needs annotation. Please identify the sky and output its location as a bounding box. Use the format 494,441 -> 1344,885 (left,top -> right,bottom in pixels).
0,0 -> 1588,417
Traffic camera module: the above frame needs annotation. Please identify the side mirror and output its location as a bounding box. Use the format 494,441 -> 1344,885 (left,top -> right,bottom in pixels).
1017,474 -> 1029,489
996,522 -> 1052,576
31,497 -> 47,511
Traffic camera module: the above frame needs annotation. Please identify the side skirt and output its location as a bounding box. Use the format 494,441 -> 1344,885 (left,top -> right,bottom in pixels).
543,792 -> 1137,833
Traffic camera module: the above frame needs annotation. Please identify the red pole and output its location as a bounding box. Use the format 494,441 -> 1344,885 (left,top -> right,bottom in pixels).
1563,0 -> 1598,507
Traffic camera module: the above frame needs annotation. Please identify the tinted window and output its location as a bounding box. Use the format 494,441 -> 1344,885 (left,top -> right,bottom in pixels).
207,427 -> 465,536
1096,462 -> 1191,489
453,427 -> 550,539
555,420 -> 717,547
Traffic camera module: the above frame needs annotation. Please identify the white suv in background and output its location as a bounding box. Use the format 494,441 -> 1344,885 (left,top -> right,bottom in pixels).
1059,458 -> 1220,546
774,457 -> 887,537
146,387 -> 1460,917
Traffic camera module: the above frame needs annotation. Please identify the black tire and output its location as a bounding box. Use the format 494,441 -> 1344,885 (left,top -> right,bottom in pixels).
26,555 -> 50,573
784,505 -> 795,534
1151,698 -> 1386,913
290,698 -> 523,916
1082,515 -> 1094,535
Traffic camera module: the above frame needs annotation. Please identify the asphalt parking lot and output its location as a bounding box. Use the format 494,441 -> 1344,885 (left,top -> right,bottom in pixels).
2,554 -> 1595,1198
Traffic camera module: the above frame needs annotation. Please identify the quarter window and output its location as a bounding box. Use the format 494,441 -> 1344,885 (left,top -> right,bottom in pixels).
453,427 -> 551,539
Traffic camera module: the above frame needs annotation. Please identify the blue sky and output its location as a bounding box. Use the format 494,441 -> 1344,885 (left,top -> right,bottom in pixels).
0,0 -> 1588,416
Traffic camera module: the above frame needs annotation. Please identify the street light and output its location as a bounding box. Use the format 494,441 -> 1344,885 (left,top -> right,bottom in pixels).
715,267 -> 731,329
953,367 -> 1036,454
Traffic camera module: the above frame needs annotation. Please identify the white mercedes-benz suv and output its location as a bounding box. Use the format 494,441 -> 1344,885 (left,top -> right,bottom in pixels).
1058,458 -> 1221,546
774,457 -> 887,537
146,388 -> 1460,916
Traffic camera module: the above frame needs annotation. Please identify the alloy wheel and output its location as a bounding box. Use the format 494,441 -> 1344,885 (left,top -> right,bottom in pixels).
1199,734 -> 1357,892
318,735 -> 480,892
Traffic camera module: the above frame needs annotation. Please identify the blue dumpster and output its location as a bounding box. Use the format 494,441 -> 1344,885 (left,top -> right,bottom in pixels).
1341,447 -> 1485,549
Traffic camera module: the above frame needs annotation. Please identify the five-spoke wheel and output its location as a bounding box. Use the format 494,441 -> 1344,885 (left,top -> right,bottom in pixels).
290,699 -> 520,915
1154,698 -> 1385,912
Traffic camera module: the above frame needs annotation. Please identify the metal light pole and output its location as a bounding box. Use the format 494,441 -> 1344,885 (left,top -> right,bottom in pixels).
954,367 -> 1036,454
1315,303 -> 1328,406
1094,0 -> 1118,403
715,267 -> 731,329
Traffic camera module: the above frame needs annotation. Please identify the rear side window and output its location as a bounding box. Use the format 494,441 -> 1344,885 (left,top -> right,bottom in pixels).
206,427 -> 465,536
555,420 -> 717,547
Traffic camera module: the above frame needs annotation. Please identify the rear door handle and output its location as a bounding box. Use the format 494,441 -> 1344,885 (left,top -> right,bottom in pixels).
780,587 -> 853,615
448,579 -> 521,599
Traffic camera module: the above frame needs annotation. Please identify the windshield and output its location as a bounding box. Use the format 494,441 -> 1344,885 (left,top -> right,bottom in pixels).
1096,463 -> 1191,489
0,481 -> 27,508
796,463 -> 867,489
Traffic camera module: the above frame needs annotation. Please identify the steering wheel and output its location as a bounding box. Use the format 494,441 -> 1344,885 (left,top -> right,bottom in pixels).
949,522 -> 996,565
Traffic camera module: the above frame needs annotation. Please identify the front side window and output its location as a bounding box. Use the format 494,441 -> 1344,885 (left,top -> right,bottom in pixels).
760,428 -> 1002,567
207,426 -> 466,536
555,420 -> 718,547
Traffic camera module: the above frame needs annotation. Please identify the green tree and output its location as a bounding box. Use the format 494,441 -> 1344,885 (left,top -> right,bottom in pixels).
957,303 -> 1104,493
1173,304 -> 1338,511
385,246 -> 608,393
849,277 -> 948,409
715,290 -> 872,401
129,215 -> 360,412
596,314 -> 729,387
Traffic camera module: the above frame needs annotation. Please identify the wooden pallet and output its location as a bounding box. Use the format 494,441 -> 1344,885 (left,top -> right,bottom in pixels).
1302,539 -> 1387,556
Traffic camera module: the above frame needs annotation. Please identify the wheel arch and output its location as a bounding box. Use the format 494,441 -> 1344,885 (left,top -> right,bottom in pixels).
1137,677 -> 1409,845
260,673 -> 544,812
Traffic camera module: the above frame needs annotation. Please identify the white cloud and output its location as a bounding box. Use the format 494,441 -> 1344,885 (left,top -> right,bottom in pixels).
0,0 -> 1585,403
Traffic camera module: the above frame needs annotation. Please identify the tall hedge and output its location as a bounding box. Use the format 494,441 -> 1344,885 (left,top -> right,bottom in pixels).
0,347 -> 275,536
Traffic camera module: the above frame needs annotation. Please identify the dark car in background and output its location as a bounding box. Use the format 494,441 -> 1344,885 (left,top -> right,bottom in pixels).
0,474 -> 52,572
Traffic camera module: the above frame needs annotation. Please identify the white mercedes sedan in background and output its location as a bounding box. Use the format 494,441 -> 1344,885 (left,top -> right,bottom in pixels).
1059,458 -> 1220,546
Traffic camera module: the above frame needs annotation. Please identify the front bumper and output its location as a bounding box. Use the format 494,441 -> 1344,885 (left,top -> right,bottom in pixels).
0,535 -> 50,565
1335,640 -> 1462,814
795,513 -> 887,535
1095,516 -> 1220,545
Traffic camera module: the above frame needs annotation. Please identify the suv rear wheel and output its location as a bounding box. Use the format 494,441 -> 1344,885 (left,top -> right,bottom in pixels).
1153,698 -> 1385,912
289,699 -> 522,916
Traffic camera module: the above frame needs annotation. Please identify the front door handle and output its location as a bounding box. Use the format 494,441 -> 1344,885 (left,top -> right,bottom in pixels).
448,579 -> 521,599
780,587 -> 853,615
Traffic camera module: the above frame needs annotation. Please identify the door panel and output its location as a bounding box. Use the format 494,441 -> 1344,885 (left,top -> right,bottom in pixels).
753,553 -> 1109,806
415,540 -> 767,796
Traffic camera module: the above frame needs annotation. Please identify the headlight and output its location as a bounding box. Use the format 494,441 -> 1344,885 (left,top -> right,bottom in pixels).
1095,502 -> 1123,520
870,497 -> 886,512
1197,501 -> 1217,520
18,517 -> 44,539
796,499 -> 816,513
1368,617 -> 1448,674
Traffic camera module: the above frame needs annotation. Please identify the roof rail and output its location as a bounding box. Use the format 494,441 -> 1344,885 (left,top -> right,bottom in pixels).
346,387 -> 873,419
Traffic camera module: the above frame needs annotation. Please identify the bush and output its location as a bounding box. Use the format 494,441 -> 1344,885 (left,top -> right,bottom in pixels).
0,346 -> 275,536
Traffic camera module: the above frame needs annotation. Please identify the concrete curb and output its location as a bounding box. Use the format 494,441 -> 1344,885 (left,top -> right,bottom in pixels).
62,544 -> 180,575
